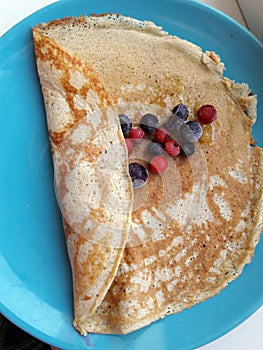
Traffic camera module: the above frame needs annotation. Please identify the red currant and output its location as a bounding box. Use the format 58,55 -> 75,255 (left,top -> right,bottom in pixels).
125,138 -> 134,155
197,104 -> 217,124
154,127 -> 170,143
128,127 -> 145,143
150,156 -> 169,174
164,140 -> 181,157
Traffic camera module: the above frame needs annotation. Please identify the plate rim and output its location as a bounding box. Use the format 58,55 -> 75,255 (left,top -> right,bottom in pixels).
0,0 -> 262,349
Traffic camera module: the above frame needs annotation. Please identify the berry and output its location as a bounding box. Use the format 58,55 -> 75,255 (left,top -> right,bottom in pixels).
148,141 -> 164,156
150,156 -> 169,174
129,163 -> 148,188
140,113 -> 159,133
180,121 -> 203,143
119,114 -> 132,136
172,103 -> 189,121
125,138 -> 134,154
180,142 -> 196,157
154,127 -> 170,144
164,140 -> 181,157
197,104 -> 217,124
163,113 -> 184,132
128,127 -> 145,143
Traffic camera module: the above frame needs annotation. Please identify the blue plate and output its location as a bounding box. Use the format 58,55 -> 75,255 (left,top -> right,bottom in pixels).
0,0 -> 262,349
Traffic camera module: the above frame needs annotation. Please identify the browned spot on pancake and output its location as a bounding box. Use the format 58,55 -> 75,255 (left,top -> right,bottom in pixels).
79,83 -> 91,99
50,130 -> 67,146
34,31 -> 113,148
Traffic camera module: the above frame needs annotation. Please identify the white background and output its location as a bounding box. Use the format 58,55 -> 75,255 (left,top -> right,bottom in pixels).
0,1 -> 262,349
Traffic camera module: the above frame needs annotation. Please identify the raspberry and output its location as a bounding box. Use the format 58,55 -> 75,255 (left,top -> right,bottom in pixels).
150,156 -> 169,174
197,104 -> 217,124
125,138 -> 134,155
164,140 -> 181,157
128,127 -> 145,143
154,127 -> 170,144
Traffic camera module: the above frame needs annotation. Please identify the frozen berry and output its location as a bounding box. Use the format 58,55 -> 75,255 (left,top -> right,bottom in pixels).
125,138 -> 134,154
119,114 -> 132,136
180,121 -> 203,143
163,113 -> 184,132
180,142 -> 196,157
164,140 -> 181,157
129,163 -> 148,188
154,127 -> 170,143
140,113 -> 158,133
128,127 -> 145,143
150,156 -> 169,174
148,141 -> 164,156
148,141 -> 163,156
197,104 -> 217,124
172,103 -> 189,121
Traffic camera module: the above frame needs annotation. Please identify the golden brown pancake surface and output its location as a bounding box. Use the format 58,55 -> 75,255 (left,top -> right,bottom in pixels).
32,14 -> 263,335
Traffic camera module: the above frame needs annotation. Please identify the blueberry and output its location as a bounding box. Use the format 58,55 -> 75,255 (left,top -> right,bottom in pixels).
172,103 -> 189,121
180,142 -> 196,157
119,114 -> 132,137
140,113 -> 158,133
163,113 -> 184,132
148,141 -> 164,156
180,121 -> 203,143
129,163 -> 148,189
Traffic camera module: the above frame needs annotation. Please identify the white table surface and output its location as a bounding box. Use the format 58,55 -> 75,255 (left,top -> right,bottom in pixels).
1,1 -> 262,349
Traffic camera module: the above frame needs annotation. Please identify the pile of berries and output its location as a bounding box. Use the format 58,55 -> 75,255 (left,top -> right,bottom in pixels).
119,103 -> 217,188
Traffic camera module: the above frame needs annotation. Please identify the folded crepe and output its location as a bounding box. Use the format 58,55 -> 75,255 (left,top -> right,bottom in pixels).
32,19 -> 134,324
33,14 -> 263,335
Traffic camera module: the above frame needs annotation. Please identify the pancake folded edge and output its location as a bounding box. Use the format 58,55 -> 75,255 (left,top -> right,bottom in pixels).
33,26 -> 133,335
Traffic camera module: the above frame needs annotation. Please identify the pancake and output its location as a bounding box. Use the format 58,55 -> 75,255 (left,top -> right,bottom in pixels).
32,14 -> 263,335
33,22 -> 133,323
